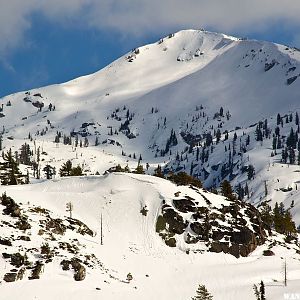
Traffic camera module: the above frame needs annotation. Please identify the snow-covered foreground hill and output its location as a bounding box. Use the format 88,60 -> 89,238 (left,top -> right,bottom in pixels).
0,173 -> 299,300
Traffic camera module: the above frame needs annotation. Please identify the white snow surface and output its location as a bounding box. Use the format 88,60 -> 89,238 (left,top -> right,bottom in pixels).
0,173 -> 299,300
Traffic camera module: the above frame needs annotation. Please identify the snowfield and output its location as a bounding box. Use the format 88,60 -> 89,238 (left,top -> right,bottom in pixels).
0,174 -> 299,300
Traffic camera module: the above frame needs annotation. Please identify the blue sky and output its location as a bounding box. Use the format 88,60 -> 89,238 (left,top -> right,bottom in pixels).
1,1 -> 300,98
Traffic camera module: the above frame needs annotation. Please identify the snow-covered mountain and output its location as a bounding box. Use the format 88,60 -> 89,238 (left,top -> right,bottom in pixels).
1,29 -> 300,299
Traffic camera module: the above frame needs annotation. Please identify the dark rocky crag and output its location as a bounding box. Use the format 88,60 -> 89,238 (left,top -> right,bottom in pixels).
156,188 -> 268,258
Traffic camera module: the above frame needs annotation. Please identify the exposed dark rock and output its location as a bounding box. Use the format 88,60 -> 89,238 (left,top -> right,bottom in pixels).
161,207 -> 186,235
45,218 -> 66,235
287,76 -> 297,85
10,253 -> 26,267
3,272 -> 17,282
157,189 -> 268,258
264,60 -> 277,72
173,198 -> 197,213
1,194 -> 21,217
71,259 -> 86,281
190,222 -> 206,236
2,253 -> 11,259
212,231 -> 224,241
67,218 -> 93,236
0,238 -> 12,246
17,267 -> 26,280
263,249 -> 275,256
28,261 -> 44,280
16,217 -> 31,231
164,238 -> 176,247
229,244 -> 240,258
18,236 -> 31,241
60,259 -> 71,271
230,227 -> 254,244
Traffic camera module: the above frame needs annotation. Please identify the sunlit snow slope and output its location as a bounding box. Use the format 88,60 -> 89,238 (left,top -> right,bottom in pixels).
0,174 -> 299,300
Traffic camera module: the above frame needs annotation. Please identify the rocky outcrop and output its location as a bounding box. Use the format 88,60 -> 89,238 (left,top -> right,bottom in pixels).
0,194 -> 99,284
156,187 -> 268,258
60,258 -> 86,281
1,194 -> 21,217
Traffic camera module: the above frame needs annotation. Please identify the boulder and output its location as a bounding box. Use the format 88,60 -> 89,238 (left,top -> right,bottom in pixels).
3,273 -> 17,282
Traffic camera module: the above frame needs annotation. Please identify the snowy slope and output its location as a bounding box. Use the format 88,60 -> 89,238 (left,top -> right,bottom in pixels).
0,173 -> 299,300
0,29 -> 300,299
1,29 -> 300,219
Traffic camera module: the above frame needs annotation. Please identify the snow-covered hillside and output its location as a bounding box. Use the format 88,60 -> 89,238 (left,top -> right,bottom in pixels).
1,30 -> 300,221
0,173 -> 299,300
0,29 -> 300,299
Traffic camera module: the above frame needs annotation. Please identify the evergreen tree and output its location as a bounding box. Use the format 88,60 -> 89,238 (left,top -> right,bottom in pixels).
281,147 -> 288,163
191,284 -> 213,300
70,165 -> 83,176
216,129 -> 221,143
221,180 -> 236,201
247,165 -> 255,180
59,160 -> 73,177
272,137 -> 277,150
0,149 -> 25,185
95,136 -> 99,146
134,164 -> 145,174
253,284 -> 260,300
19,143 -> 31,165
219,106 -> 224,117
153,165 -> 164,178
260,281 -> 266,300
277,113 -> 281,125
43,164 -> 56,179
289,148 -> 295,164
255,126 -> 263,141
236,183 -> 244,200
84,137 -> 89,147
260,203 -> 273,229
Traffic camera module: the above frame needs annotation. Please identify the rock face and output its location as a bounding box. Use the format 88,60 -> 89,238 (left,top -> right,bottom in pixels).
60,258 -> 86,281
156,187 -> 268,258
1,194 -> 21,217
0,194 -> 98,284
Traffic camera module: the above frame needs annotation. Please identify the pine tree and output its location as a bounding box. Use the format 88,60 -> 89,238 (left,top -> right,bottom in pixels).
153,165 -> 164,178
253,284 -> 260,300
277,113 -> 281,125
260,281 -> 266,300
95,136 -> 99,146
260,203 -> 273,229
0,149 -> 25,185
191,284 -> 213,300
19,143 -> 31,165
216,129 -> 221,143
247,164 -> 255,180
134,164 -> 145,174
59,160 -> 73,177
221,180 -> 236,201
43,164 -> 56,179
